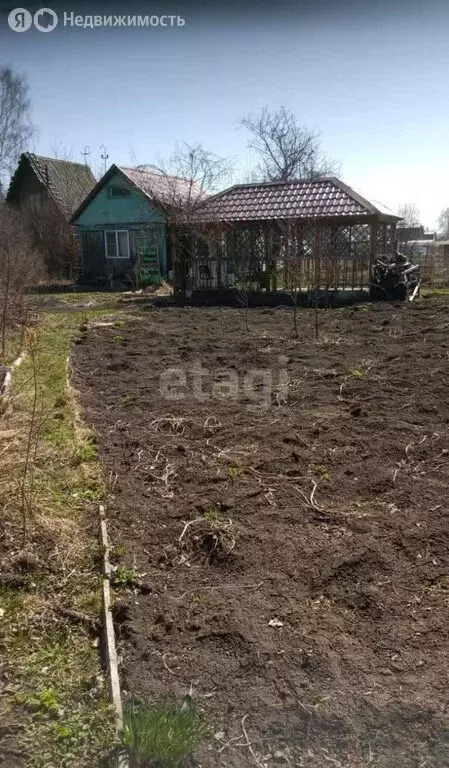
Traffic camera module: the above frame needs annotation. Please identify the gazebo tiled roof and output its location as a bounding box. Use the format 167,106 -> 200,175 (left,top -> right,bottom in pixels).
193,177 -> 400,223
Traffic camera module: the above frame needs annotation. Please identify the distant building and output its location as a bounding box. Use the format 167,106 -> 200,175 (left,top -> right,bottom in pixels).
396,226 -> 436,242
7,152 -> 96,221
71,171 -> 402,296
7,153 -> 96,278
70,164 -> 200,285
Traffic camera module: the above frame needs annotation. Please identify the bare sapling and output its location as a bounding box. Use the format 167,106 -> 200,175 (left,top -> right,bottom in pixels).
20,327 -> 39,545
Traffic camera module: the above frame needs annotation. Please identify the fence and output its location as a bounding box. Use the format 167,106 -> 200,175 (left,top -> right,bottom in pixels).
400,242 -> 449,287
186,220 -> 396,294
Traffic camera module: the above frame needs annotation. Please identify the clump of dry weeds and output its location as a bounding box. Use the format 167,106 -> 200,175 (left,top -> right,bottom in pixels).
179,510 -> 236,563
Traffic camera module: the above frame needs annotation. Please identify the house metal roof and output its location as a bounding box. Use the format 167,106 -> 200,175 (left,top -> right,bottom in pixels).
119,166 -> 203,208
193,177 -> 400,223
7,153 -> 96,220
70,164 -> 203,222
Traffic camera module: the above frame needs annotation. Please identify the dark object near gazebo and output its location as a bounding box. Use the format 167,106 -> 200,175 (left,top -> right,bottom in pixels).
371,251 -> 421,301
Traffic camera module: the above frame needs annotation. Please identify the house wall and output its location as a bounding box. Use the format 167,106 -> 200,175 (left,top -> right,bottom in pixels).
74,171 -> 168,281
7,160 -> 79,279
8,163 -> 54,216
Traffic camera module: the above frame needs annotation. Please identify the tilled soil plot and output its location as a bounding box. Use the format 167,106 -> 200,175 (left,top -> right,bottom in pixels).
73,300 -> 449,768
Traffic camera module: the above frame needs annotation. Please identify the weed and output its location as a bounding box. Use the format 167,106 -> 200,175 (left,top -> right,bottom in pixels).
75,590 -> 102,615
76,483 -> 107,502
422,287 -> 449,297
317,465 -> 331,481
351,368 -> 364,379
75,439 -> 98,463
52,723 -> 73,741
15,687 -> 61,716
180,512 -> 236,563
203,508 -> 221,523
112,565 -> 141,588
228,466 -> 244,479
119,697 -> 208,767
110,544 -> 128,562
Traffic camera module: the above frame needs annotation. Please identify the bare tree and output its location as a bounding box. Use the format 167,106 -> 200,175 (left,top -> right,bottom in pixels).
0,69 -> 35,182
437,208 -> 449,240
240,106 -> 340,182
397,202 -> 421,228
132,143 -> 233,293
144,142 -> 233,210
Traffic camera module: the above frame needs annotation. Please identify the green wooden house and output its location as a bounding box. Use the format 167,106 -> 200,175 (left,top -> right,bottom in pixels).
70,164 -> 197,286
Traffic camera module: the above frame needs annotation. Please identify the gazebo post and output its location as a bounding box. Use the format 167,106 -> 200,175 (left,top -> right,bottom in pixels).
369,218 -> 378,291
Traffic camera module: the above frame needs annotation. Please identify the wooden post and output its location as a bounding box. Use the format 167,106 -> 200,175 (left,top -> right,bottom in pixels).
369,218 -> 378,290
391,223 -> 397,252
314,221 -> 322,290
263,227 -> 270,291
169,227 -> 179,291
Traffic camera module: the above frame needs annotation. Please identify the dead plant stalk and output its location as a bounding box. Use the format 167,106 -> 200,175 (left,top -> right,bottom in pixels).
20,330 -> 40,545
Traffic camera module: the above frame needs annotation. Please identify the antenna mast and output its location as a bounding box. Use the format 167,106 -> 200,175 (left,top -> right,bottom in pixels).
81,145 -> 90,166
100,145 -> 109,174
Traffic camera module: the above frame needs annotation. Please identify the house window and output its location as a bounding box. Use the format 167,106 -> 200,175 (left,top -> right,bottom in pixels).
109,186 -> 130,198
27,193 -> 42,213
104,230 -> 130,259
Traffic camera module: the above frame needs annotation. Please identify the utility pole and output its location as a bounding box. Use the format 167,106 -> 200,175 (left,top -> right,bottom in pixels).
81,145 -> 90,166
100,145 -> 109,175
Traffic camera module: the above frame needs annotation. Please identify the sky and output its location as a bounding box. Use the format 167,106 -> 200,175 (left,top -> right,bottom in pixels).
0,0 -> 448,228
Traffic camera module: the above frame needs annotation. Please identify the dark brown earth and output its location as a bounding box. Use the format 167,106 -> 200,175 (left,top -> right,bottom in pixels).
73,299 -> 449,768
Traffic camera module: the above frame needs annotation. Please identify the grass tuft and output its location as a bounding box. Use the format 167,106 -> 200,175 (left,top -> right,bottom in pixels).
75,439 -> 98,463
119,697 -> 207,767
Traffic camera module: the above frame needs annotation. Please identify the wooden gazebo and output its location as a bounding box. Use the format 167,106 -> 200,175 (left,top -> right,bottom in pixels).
175,177 -> 400,296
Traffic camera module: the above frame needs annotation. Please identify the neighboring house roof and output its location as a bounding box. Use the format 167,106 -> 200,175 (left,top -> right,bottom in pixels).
70,163 -> 203,222
7,153 -> 96,220
396,226 -> 435,241
192,177 -> 401,223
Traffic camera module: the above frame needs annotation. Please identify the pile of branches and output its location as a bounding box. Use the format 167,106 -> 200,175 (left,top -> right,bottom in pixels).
371,250 -> 421,301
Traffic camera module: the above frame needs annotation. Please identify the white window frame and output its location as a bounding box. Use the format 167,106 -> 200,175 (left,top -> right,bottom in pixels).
104,229 -> 130,260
